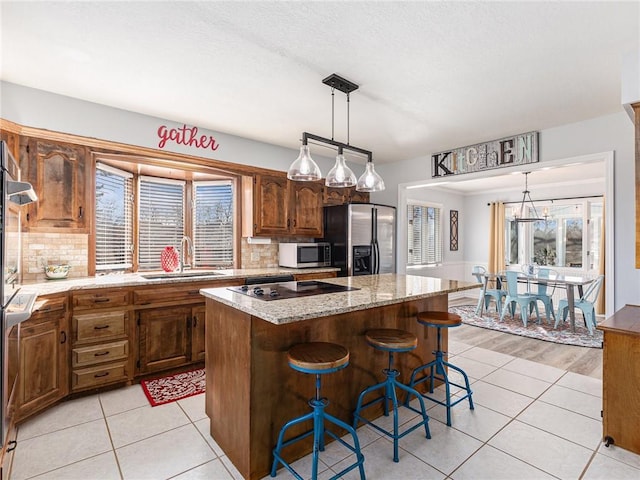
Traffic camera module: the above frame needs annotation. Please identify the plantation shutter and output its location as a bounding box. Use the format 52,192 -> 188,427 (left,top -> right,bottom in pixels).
138,176 -> 185,270
407,203 -> 442,265
193,181 -> 234,267
95,163 -> 133,270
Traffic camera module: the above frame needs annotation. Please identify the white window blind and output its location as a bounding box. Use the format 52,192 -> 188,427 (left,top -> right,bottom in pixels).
407,203 -> 442,265
95,163 -> 133,270
138,176 -> 185,270
193,181 -> 234,268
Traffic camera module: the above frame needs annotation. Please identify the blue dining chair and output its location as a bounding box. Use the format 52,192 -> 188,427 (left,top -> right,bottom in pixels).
472,265 -> 507,315
530,268 -> 557,324
555,275 -> 604,335
500,270 -> 540,326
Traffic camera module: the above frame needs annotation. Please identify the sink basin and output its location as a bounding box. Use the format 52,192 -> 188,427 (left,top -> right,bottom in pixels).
4,292 -> 37,327
140,271 -> 225,280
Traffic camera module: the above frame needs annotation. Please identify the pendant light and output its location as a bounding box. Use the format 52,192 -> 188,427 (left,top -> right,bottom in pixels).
356,160 -> 385,192
287,144 -> 322,181
287,73 -> 384,192
325,149 -> 357,187
514,172 -> 543,222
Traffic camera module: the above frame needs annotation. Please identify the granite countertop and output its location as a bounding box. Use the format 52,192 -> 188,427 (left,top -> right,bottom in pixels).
15,267 -> 340,297
200,273 -> 477,325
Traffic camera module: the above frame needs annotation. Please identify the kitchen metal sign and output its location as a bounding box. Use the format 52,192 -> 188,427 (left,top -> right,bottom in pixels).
431,131 -> 538,178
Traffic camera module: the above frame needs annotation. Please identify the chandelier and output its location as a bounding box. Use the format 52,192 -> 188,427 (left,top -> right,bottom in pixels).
287,73 -> 385,192
513,172 -> 543,222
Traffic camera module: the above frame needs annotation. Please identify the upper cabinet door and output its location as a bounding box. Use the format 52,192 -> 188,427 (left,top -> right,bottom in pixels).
253,174 -> 290,236
290,180 -> 324,237
23,138 -> 89,232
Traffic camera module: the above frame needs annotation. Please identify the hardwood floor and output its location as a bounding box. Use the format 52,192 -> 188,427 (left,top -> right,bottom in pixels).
449,297 -> 602,379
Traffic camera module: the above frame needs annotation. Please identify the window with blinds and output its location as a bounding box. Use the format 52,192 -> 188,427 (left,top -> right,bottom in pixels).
407,203 -> 443,265
95,164 -> 133,270
138,177 -> 185,270
193,181 -> 234,268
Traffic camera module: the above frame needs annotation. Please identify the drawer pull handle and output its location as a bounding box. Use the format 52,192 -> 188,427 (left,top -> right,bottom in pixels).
94,351 -> 110,356
94,325 -> 110,330
94,372 -> 110,378
7,440 -> 17,452
94,298 -> 110,303
188,290 -> 199,295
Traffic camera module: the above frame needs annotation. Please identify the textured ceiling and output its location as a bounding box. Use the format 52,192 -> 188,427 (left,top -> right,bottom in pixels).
1,1 -> 638,166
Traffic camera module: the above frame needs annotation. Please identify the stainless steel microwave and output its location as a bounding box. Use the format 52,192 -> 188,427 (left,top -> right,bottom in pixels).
278,243 -> 331,268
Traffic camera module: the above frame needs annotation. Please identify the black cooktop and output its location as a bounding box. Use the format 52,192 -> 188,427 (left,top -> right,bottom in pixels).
228,280 -> 359,301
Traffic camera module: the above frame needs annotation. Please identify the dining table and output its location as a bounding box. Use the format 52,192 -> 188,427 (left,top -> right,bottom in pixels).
476,270 -> 596,332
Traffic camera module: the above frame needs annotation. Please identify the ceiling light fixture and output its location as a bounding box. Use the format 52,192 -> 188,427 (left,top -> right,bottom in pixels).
287,73 -> 385,192
513,171 -> 543,223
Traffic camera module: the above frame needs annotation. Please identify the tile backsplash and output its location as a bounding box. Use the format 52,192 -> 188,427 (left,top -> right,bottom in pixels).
240,238 -> 279,268
22,232 -> 88,282
20,234 -> 290,281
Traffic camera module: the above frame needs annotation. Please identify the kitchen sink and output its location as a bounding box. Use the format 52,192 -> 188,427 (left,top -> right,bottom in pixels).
4,292 -> 37,326
140,271 -> 225,280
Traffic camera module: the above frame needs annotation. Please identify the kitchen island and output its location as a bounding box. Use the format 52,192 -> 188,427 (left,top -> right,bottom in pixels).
200,274 -> 476,480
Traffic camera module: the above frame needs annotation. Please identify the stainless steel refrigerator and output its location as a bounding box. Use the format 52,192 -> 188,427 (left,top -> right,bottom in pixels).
323,203 -> 396,276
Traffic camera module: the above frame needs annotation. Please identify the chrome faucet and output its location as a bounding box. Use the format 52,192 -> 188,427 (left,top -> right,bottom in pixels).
179,235 -> 193,272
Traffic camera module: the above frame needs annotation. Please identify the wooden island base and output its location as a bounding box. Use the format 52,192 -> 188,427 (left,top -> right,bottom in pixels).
205,293 -> 448,480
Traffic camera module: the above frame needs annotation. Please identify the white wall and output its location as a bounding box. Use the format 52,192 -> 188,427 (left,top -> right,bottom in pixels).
0,81 -> 337,173
374,111 -> 638,312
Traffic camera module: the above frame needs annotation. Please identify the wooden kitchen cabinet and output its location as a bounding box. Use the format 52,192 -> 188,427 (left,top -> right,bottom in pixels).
598,305 -> 640,455
251,174 -> 290,236
191,305 -> 206,363
21,137 -> 90,232
323,186 -> 370,205
14,295 -> 69,422
288,180 -> 324,237
0,130 -> 20,161
134,279 -> 242,374
243,174 -> 324,237
137,306 -> 192,374
71,288 -> 132,392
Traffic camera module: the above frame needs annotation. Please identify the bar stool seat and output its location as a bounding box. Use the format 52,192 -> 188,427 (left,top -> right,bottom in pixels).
271,342 -> 365,480
353,329 -> 431,463
408,311 -> 474,426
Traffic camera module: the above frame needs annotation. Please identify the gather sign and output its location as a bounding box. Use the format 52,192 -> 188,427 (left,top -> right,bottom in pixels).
157,124 -> 220,151
431,131 -> 538,178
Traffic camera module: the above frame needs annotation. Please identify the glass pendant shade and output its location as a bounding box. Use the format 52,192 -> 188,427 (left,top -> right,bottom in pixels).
287,145 -> 322,181
325,154 -> 357,187
356,161 -> 385,192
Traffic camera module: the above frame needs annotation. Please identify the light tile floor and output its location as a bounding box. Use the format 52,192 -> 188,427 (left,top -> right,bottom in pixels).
9,341 -> 640,480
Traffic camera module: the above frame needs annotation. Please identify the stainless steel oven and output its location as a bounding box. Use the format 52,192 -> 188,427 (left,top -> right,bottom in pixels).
1,140 -> 36,456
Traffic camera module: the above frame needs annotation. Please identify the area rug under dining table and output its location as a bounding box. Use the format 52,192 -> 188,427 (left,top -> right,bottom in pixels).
448,305 -> 603,348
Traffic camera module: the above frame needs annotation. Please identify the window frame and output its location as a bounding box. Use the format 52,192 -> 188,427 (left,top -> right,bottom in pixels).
406,200 -> 444,266
92,157 -> 239,274
95,162 -> 134,271
505,197 -> 603,272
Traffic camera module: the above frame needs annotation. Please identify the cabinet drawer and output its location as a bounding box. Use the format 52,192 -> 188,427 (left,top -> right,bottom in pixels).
134,286 -> 204,305
72,340 -> 129,367
33,296 -> 67,315
72,363 -> 127,390
73,311 -> 127,344
73,290 -> 129,310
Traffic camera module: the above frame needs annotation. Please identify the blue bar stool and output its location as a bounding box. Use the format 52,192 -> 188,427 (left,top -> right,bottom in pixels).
271,342 -> 366,480
352,329 -> 431,462
408,311 -> 474,427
